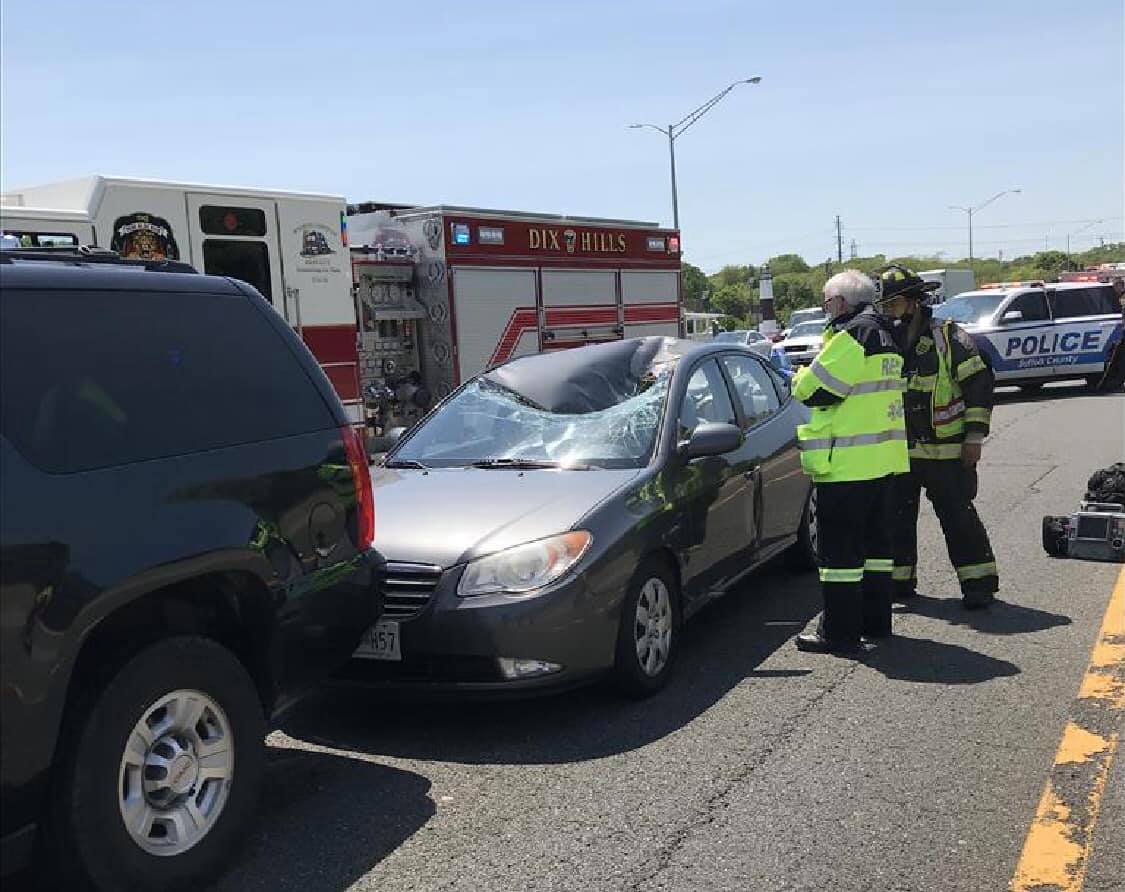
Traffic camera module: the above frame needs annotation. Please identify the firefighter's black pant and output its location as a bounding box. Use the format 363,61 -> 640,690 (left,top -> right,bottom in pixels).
892,459 -> 999,600
815,475 -> 895,643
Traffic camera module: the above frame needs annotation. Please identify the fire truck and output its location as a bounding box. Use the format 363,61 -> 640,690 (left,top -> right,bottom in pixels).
2,178 -> 682,435
346,204 -> 682,435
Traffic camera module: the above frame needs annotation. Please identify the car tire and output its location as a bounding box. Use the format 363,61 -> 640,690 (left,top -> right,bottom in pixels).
49,636 -> 265,892
1042,515 -> 1068,557
613,558 -> 681,698
1019,381 -> 1044,394
786,485 -> 819,571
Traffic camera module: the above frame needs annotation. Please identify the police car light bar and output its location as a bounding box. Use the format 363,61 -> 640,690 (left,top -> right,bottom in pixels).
980,280 -> 1045,289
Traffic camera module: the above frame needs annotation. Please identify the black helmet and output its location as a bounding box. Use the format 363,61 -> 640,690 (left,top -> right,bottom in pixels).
876,264 -> 941,304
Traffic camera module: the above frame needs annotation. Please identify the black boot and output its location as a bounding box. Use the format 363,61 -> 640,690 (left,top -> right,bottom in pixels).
963,592 -> 995,610
795,632 -> 870,655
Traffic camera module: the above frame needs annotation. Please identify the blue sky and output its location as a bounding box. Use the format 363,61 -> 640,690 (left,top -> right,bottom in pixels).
2,0 -> 1121,271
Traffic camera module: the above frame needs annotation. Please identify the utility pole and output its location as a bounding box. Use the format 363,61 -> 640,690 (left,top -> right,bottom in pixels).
849,238 -> 858,260
835,215 -> 843,263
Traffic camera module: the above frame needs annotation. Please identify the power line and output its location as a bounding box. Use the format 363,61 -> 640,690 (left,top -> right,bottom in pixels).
844,216 -> 1122,233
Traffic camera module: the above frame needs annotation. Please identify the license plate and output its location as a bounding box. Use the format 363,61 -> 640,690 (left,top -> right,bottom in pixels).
353,620 -> 401,661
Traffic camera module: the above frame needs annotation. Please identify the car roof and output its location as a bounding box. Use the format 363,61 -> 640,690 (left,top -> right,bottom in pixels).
0,259 -> 243,293
482,337 -> 760,413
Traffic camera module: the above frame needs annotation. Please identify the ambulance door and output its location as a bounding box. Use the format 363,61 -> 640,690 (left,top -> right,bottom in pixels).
451,266 -> 538,381
185,195 -> 284,310
540,269 -> 621,350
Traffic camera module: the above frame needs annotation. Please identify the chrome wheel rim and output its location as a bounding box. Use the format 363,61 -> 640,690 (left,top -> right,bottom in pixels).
634,577 -> 673,677
807,488 -> 819,560
118,689 -> 234,857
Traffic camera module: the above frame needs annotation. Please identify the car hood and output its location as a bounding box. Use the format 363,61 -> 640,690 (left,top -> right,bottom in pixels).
371,466 -> 642,567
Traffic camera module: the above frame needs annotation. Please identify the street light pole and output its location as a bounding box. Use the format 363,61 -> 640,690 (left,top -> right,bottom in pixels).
667,124 -> 679,230
630,77 -> 762,231
949,188 -> 1021,263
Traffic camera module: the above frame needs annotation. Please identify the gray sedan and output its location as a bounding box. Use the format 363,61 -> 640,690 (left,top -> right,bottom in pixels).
342,337 -> 816,696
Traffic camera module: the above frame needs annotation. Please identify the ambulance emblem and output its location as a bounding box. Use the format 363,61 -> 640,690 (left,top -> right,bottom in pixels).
110,213 -> 180,261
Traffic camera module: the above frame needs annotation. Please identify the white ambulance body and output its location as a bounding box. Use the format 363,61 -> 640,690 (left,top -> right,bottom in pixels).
1,176 -> 362,419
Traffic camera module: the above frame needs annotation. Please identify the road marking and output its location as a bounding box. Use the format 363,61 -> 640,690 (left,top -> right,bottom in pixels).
1010,567 -> 1125,892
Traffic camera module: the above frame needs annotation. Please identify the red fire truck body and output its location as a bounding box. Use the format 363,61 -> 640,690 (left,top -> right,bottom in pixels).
347,205 -> 681,433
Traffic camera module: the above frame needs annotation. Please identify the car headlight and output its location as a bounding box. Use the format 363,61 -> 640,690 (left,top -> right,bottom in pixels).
458,531 -> 592,597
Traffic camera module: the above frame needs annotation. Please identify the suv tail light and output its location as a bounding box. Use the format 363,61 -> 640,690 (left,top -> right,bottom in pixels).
341,426 -> 375,550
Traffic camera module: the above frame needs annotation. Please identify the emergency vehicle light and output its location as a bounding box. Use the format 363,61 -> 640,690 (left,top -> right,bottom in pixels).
452,223 -> 471,246
980,280 -> 1044,289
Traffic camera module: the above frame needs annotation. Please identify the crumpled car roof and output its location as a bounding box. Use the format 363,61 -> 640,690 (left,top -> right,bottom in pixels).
484,337 -> 688,414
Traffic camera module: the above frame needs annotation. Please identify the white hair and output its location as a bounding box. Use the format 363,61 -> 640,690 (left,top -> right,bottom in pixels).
823,269 -> 877,307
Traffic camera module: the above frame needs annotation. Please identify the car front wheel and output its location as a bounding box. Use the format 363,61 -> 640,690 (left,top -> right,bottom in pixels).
786,485 -> 819,571
52,636 -> 265,891
613,559 -> 680,697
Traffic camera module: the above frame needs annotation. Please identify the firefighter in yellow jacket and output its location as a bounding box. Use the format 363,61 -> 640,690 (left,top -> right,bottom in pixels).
792,270 -> 909,654
878,265 -> 999,609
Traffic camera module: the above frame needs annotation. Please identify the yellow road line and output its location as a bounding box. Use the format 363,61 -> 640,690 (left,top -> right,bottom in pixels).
1010,566 -> 1125,892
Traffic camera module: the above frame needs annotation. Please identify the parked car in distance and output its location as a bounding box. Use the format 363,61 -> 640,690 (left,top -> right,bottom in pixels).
787,307 -> 828,329
0,249 -> 382,891
777,320 -> 827,366
712,328 -> 772,358
338,337 -> 816,699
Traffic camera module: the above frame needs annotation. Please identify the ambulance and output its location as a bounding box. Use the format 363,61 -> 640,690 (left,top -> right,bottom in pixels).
1,176 -> 362,418
932,280 -> 1123,391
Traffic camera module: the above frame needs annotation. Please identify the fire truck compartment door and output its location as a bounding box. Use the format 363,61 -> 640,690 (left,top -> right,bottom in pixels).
541,269 -> 620,346
621,270 -> 680,339
451,266 -> 538,381
185,194 -> 284,310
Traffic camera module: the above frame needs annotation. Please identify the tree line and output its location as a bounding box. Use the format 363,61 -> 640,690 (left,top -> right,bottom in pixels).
683,243 -> 1125,327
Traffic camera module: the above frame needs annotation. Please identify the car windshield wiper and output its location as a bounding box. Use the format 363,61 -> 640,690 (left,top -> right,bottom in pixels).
384,458 -> 430,469
469,458 -> 592,470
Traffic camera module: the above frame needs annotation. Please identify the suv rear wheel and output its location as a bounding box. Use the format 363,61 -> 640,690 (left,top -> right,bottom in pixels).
52,636 -> 265,891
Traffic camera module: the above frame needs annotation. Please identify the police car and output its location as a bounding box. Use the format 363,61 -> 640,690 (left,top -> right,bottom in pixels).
932,280 -> 1122,391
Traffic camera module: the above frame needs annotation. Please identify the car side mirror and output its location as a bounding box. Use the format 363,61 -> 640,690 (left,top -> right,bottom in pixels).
1002,309 -> 1023,323
681,422 -> 743,459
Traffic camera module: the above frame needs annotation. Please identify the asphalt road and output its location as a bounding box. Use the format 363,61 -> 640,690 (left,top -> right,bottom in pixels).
213,381 -> 1125,892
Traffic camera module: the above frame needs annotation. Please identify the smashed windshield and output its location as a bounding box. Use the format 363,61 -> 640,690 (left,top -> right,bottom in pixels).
390,370 -> 671,469
932,293 -> 1005,324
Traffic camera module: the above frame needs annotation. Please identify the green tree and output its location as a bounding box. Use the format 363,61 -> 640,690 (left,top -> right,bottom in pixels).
680,262 -> 709,310
766,253 -> 809,275
710,281 -> 752,321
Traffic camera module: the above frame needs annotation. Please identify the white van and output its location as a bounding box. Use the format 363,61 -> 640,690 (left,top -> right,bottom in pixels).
933,281 -> 1122,391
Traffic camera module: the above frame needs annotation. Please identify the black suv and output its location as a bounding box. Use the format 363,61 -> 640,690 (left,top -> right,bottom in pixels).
0,251 -> 382,890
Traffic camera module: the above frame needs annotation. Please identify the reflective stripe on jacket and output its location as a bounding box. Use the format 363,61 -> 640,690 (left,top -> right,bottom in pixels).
901,308 -> 995,460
